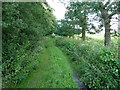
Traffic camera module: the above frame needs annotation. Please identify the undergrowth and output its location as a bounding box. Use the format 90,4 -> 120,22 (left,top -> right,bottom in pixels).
55,36 -> 119,88
2,39 -> 44,87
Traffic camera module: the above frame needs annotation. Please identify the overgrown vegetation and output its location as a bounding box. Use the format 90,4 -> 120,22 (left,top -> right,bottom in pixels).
55,36 -> 119,88
2,2 -> 57,87
2,1 -> 119,89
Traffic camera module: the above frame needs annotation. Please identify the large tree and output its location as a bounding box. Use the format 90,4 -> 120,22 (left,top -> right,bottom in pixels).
65,2 -> 89,40
90,0 -> 119,46
61,2 -> 98,41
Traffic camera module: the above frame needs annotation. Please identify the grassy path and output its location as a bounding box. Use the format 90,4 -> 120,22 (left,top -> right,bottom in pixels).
16,37 -> 77,88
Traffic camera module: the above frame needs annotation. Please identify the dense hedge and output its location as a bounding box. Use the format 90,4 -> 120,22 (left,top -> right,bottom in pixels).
2,2 -> 57,87
55,37 -> 119,88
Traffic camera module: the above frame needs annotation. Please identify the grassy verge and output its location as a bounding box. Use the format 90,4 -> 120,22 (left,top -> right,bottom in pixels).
14,37 -> 77,88
55,36 -> 119,88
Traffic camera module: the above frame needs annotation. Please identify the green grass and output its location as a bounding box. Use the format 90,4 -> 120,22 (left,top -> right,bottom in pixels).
15,37 -> 77,88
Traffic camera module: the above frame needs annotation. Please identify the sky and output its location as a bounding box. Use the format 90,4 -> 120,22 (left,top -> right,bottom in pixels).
46,0 -> 67,20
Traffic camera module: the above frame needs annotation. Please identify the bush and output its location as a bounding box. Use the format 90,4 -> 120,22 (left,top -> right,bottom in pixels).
55,37 -> 119,88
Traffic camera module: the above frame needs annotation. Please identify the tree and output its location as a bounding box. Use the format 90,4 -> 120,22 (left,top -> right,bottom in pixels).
61,2 -> 97,41
89,1 -> 119,46
56,19 -> 81,37
65,2 -> 88,40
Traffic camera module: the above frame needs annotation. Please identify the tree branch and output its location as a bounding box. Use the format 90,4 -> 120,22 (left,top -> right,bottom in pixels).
103,0 -> 110,9
109,11 -> 120,19
106,1 -> 116,10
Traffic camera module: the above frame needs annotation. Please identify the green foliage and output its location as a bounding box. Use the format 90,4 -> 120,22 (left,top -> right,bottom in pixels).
55,20 -> 80,37
55,37 -> 119,88
2,2 -> 57,87
56,2 -> 102,39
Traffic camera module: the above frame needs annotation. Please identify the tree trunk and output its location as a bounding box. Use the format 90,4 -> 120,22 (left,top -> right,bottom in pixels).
82,29 -> 85,41
104,20 -> 111,46
100,3 -> 111,46
118,14 -> 120,59
104,18 -> 111,46
81,16 -> 86,41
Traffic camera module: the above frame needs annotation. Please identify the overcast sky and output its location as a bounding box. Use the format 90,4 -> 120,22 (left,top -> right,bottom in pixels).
46,0 -> 67,20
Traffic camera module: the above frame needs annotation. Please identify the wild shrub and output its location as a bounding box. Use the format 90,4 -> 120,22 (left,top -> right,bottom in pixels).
55,37 -> 119,88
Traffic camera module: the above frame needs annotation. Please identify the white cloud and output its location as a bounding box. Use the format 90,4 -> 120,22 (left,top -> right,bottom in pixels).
46,0 -> 66,20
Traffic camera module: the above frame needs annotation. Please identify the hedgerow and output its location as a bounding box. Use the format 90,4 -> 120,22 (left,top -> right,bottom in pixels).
2,2 -> 57,87
55,37 -> 119,88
